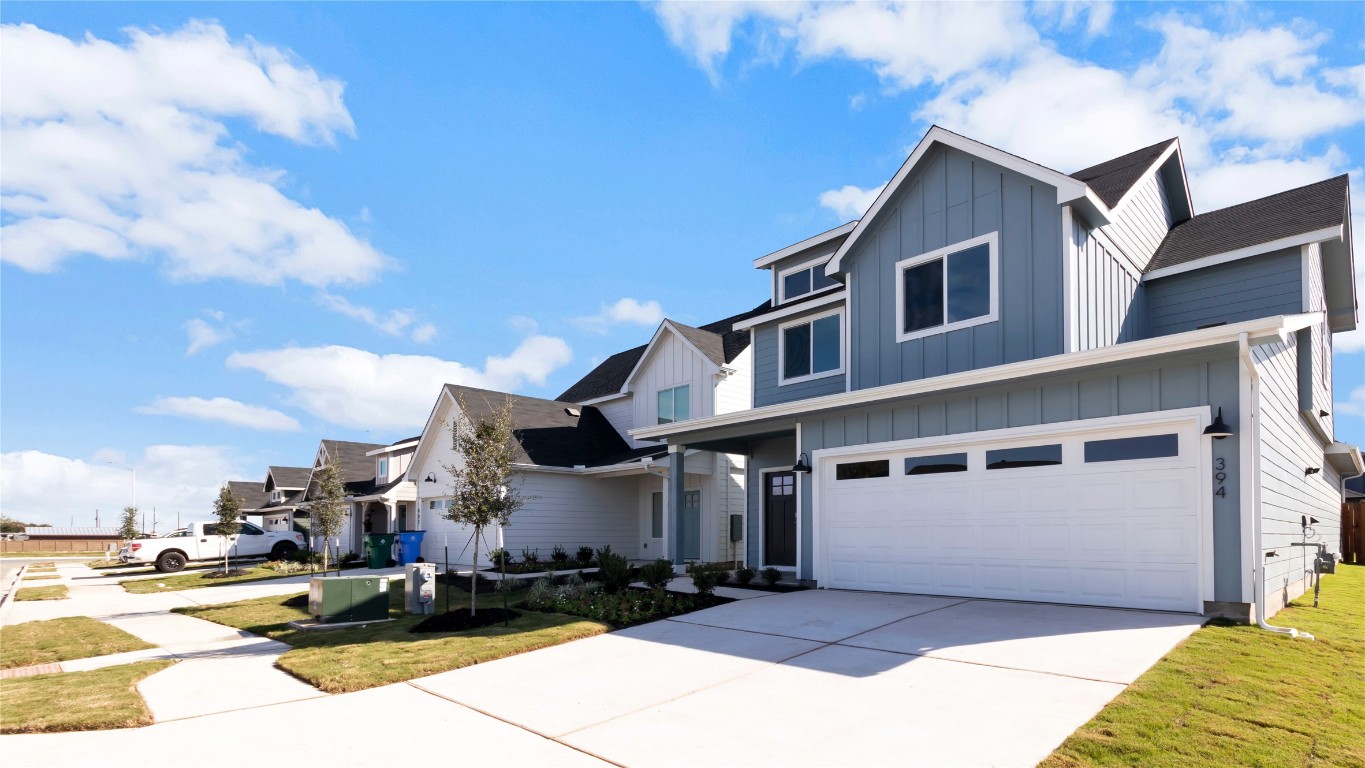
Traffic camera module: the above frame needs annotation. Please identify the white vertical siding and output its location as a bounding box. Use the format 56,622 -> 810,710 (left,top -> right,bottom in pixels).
1254,337 -> 1341,617
595,395 -> 638,447
1099,172 -> 1172,270
715,346 -> 753,415
630,329 -> 718,429
1071,219 -> 1142,351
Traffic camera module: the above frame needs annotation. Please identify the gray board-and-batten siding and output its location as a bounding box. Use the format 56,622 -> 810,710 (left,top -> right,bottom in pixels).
1144,247 -> 1303,338
753,304 -> 850,408
837,145 -> 1065,391
785,347 -> 1243,602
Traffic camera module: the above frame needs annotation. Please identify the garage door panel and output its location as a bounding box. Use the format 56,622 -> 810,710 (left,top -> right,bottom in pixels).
819,419 -> 1203,612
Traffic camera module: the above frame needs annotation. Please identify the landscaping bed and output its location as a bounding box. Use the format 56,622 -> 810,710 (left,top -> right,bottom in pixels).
120,563 -> 318,593
174,578 -> 608,693
15,585 -> 68,601
1,617 -> 154,670
0,660 -> 174,733
528,586 -> 732,629
1043,564 -> 1365,768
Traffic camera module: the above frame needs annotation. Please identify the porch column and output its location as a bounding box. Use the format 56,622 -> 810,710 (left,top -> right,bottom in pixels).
669,444 -> 687,567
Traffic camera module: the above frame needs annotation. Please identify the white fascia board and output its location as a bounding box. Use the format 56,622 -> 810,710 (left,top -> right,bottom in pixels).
755,222 -> 858,269
629,313 -> 1305,442
1325,442 -> 1364,477
826,126 -> 1094,276
731,290 -> 848,331
575,392 -> 630,406
365,440 -> 419,457
1142,226 -> 1343,282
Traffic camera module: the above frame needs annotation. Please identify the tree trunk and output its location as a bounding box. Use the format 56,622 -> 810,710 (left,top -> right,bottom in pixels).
223,537 -> 230,575
470,527 -> 480,616
321,535 -> 329,574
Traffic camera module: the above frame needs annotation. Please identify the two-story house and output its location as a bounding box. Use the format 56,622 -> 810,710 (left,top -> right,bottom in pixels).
632,126 -> 1360,623
404,306 -> 766,566
252,466 -> 311,532
298,438 -> 419,557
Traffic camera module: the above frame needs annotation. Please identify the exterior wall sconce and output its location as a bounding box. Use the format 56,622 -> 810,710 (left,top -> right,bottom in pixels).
1304,467 -> 1321,476
1318,409 -> 1330,418
423,472 -> 437,483
792,453 -> 813,473
1203,407 -> 1232,439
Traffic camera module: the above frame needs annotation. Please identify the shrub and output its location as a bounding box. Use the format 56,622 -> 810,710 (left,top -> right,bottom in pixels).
291,550 -> 325,566
735,566 -> 756,585
687,561 -> 727,597
487,547 -> 513,569
550,545 -> 570,565
596,550 -> 632,594
714,568 -> 731,586
341,551 -> 360,563
639,558 -> 675,595
576,546 -> 594,566
761,567 -> 783,586
521,547 -> 540,568
263,559 -> 305,574
526,576 -> 555,608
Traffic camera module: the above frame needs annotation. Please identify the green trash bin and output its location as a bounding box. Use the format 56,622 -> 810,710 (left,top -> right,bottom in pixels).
364,533 -> 396,569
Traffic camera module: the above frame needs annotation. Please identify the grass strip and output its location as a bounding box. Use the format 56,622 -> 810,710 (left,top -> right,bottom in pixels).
1043,564 -> 1365,768
15,585 -> 68,601
0,660 -> 174,733
120,565 -> 306,593
177,579 -> 608,693
2,617 -> 156,670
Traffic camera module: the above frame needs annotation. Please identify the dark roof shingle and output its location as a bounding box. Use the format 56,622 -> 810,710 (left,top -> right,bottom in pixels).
445,385 -> 631,468
556,301 -> 771,403
1147,175 -> 1349,274
266,466 -> 311,490
228,481 -> 270,512
1070,138 -> 1177,209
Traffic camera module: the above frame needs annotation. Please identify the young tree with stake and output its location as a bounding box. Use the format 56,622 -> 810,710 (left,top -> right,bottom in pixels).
119,506 -> 139,541
440,395 -> 527,616
311,455 -> 349,574
211,483 -> 242,574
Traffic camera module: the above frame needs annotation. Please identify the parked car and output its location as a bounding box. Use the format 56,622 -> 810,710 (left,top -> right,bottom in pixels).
120,521 -> 304,573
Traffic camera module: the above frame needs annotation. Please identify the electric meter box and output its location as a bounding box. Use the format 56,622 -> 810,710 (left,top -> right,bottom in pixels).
405,562 -> 436,615
309,575 -> 390,624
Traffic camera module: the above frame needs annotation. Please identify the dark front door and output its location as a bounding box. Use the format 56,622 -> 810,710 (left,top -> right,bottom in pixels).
764,471 -> 797,566
682,490 -> 701,560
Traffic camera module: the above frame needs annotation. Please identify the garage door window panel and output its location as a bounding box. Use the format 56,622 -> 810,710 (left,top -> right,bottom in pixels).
904,453 -> 969,475
986,444 -> 1062,470
896,232 -> 999,343
835,459 -> 890,480
1084,434 -> 1179,463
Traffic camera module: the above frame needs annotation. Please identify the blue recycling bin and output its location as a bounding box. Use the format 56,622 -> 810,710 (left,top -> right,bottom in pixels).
395,531 -> 426,566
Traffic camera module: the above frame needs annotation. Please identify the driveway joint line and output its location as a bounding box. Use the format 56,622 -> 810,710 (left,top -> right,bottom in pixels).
406,681 -> 623,767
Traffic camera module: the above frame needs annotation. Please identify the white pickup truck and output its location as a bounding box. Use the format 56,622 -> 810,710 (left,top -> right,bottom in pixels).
121,521 -> 305,573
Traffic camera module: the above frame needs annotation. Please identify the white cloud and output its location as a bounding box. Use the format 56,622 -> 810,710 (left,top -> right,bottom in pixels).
137,396 -> 302,432
1336,386 -> 1365,417
0,445 -> 243,528
226,336 -> 574,432
818,184 -> 885,220
317,292 -> 436,343
0,21 -> 390,286
185,318 -> 233,356
572,298 -> 666,335
1033,1 -> 1115,39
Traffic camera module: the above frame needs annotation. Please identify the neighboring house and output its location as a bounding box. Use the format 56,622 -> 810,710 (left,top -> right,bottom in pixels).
632,125 -> 1361,623
253,466 -> 311,533
227,480 -> 270,528
299,438 -> 416,557
5,527 -> 123,553
405,305 -> 766,567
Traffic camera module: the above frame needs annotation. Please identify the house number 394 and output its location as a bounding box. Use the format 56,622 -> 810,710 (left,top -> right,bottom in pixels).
1213,457 -> 1227,498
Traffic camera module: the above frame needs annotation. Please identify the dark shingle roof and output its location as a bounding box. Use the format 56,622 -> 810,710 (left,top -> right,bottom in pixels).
267,466 -> 312,490
1070,138 -> 1177,209
446,385 -> 631,468
320,440 -> 386,483
669,322 -> 726,366
556,301 -> 771,403
259,489 -> 306,510
1147,175 -> 1349,274
228,481 -> 270,512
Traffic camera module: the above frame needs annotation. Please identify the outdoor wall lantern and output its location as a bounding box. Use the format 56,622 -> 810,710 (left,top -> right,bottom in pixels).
1202,408 -> 1233,439
1304,467 -> 1321,476
1318,409 -> 1330,418
792,453 -> 813,473
423,472 -> 437,483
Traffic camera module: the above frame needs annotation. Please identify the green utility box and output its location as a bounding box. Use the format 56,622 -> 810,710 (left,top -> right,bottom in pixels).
308,575 -> 390,624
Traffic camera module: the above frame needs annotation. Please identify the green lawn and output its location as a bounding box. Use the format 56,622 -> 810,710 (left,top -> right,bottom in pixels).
120,565 -> 308,593
1,617 -> 155,669
15,585 -> 68,601
176,579 -> 608,693
1044,564 -> 1365,768
0,660 -> 174,733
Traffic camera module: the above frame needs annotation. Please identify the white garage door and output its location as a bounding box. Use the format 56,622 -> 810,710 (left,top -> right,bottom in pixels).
818,418 -> 1205,612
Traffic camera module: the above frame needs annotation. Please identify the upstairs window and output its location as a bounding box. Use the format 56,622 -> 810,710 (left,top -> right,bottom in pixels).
378,458 -> 388,479
780,309 -> 843,384
270,490 -> 284,503
779,259 -> 839,303
896,232 -> 998,342
657,384 -> 690,424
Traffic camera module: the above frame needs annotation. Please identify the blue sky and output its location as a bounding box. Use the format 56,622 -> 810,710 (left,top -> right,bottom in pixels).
2,2 -> 1362,527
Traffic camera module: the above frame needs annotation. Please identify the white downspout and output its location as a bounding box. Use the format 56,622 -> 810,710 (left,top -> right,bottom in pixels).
1239,332 -> 1313,640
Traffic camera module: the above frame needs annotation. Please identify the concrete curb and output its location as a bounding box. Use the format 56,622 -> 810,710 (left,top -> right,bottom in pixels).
0,563 -> 28,626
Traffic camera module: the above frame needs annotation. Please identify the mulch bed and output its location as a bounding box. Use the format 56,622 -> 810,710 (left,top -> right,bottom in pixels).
410,608 -> 521,633
280,594 -> 309,608
438,572 -> 511,594
725,582 -> 808,593
203,569 -> 251,579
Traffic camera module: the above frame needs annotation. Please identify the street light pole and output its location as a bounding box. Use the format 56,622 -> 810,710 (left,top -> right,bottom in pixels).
107,461 -> 137,529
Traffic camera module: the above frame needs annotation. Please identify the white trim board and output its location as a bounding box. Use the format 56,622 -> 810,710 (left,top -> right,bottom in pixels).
894,231 -> 999,344
732,290 -> 847,331
1143,226 -> 1343,281
630,312 -> 1321,442
778,307 -> 846,386
755,221 -> 858,269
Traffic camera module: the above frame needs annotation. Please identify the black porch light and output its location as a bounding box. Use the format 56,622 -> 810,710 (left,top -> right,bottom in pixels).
1304,467 -> 1321,476
423,472 -> 437,483
1203,407 -> 1233,440
792,452 -> 813,473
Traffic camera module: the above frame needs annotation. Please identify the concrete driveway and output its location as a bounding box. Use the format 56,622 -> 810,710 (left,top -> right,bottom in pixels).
412,590 -> 1204,767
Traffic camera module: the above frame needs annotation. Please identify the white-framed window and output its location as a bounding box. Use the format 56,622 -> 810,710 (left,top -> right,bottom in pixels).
657,384 -> 690,424
895,231 -> 999,343
377,458 -> 388,480
270,490 -> 284,503
779,308 -> 844,384
778,257 -> 839,304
